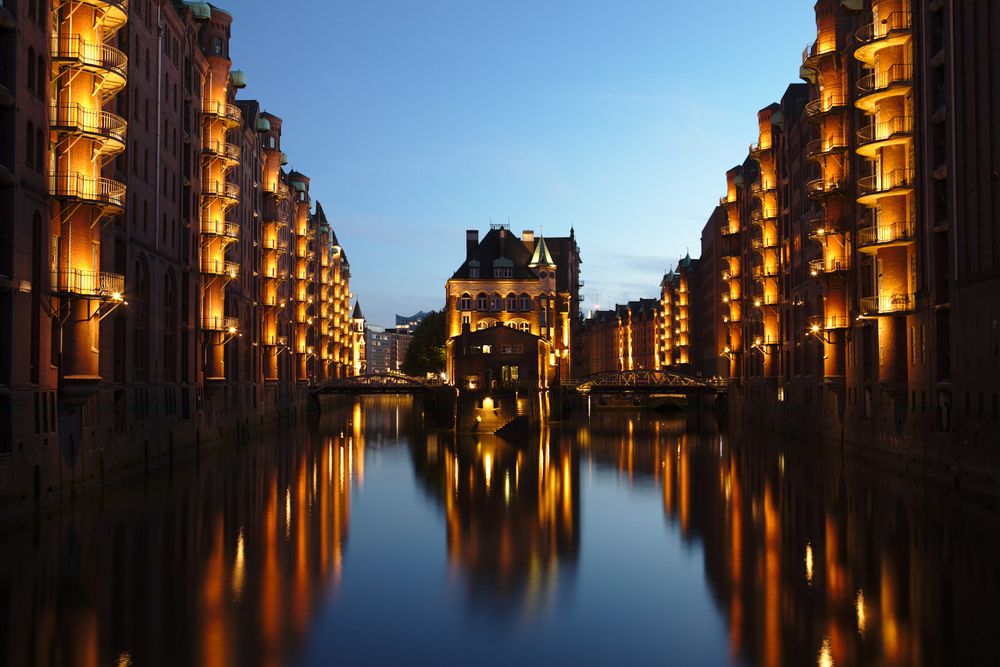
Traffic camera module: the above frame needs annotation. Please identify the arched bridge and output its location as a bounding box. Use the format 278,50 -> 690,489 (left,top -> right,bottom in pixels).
575,370 -> 727,395
311,373 -> 433,395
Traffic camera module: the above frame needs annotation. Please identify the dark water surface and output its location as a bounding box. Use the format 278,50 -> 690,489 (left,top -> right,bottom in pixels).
2,396 -> 998,666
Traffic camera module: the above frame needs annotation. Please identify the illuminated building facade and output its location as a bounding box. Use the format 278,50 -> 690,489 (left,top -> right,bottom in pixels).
0,1 -> 362,511
688,0 -> 1000,456
578,298 -> 659,375
657,254 -> 698,373
444,225 -> 581,381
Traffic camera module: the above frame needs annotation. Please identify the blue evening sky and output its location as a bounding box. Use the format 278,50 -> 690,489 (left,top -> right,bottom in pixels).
229,1 -> 816,326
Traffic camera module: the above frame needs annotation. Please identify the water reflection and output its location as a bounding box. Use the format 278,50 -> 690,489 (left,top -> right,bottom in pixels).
410,428 -> 579,618
0,398 -> 998,666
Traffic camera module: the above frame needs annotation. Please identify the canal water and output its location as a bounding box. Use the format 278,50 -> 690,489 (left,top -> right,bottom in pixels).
1,396 -> 998,666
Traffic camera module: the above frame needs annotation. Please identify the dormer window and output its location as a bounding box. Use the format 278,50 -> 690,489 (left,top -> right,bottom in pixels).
469,266 -> 479,278
494,266 -> 512,278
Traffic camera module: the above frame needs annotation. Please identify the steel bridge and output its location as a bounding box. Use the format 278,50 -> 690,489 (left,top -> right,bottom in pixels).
311,373 -> 432,395
575,370 -> 726,395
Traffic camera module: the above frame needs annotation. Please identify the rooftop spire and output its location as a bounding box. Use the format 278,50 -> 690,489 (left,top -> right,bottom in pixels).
528,234 -> 556,268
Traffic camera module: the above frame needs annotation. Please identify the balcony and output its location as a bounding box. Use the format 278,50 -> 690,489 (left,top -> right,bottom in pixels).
751,208 -> 777,225
50,172 -> 126,211
721,269 -> 740,281
857,221 -> 914,252
720,224 -> 740,236
855,11 -> 912,65
202,315 -> 240,332
804,92 -> 848,121
753,265 -> 779,281
856,64 -> 913,112
748,141 -> 771,160
51,34 -> 128,93
751,237 -> 778,253
202,258 -> 239,279
806,177 -> 846,199
809,256 -> 851,277
50,104 -> 127,157
202,139 -> 241,165
806,135 -> 848,160
202,219 -> 239,242
861,292 -> 915,316
857,168 -> 914,205
750,178 -> 776,197
51,268 -> 124,300
203,180 -> 240,205
801,30 -> 839,68
203,100 -> 242,127
856,116 -> 913,157
810,314 -> 851,331
76,0 -> 129,33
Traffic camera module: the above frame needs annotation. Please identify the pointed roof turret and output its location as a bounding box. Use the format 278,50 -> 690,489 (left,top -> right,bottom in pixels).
352,301 -> 364,320
528,235 -> 556,268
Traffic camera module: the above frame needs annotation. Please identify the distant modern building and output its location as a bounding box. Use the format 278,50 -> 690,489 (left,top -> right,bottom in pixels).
395,311 -> 429,334
365,325 -> 393,375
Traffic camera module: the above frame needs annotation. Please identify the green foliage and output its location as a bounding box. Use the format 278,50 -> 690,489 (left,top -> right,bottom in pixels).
401,310 -> 446,377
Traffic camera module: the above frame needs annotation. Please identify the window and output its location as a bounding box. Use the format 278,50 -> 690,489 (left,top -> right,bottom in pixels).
501,345 -> 512,354
513,344 -> 523,353
469,265 -> 479,278
27,49 -> 35,94
520,294 -> 531,311
476,321 -> 489,330
494,266 -> 512,278
459,293 -> 471,310
490,294 -> 501,311
213,37 -> 223,55
482,345 -> 492,354
518,322 -> 530,333
476,294 -> 487,310
36,54 -> 44,98
461,314 -> 470,326
506,294 -> 516,310
502,365 -> 519,383
25,122 -> 34,166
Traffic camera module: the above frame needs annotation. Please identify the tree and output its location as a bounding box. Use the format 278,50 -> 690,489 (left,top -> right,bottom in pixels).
401,310 -> 446,377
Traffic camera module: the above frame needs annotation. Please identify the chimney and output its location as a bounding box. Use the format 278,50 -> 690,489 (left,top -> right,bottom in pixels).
466,229 -> 478,260
522,229 -> 534,245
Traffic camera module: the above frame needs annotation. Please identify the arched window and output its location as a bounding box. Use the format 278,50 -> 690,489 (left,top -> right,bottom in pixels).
133,256 -> 151,382
518,322 -> 531,332
476,293 -> 487,310
490,293 -> 501,311
519,293 -> 531,311
505,293 -> 517,311
213,37 -> 223,55
25,122 -> 34,166
164,270 -> 177,381
459,293 -> 471,310
36,54 -> 44,98
27,48 -> 35,94
35,128 -> 44,172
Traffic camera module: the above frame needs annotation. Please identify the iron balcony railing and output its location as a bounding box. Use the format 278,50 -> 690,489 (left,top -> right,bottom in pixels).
203,180 -> 240,202
858,221 -> 914,248
806,177 -> 846,197
50,268 -> 124,299
202,219 -> 239,240
49,172 -> 126,209
751,237 -> 779,252
810,314 -> 851,330
202,100 -> 242,124
751,208 -> 777,224
857,116 -> 913,147
50,103 -> 127,146
51,34 -> 128,80
858,168 -> 914,197
202,139 -> 241,162
202,315 -> 240,331
801,29 -> 838,66
806,135 -> 848,158
856,11 -> 912,45
857,63 -> 913,96
861,292 -> 915,315
202,258 -> 239,278
809,256 -> 851,275
804,92 -> 847,119
753,265 -> 779,280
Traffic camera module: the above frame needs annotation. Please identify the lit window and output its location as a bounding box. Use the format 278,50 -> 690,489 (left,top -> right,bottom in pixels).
482,345 -> 492,354
518,322 -> 530,333
461,314 -> 470,326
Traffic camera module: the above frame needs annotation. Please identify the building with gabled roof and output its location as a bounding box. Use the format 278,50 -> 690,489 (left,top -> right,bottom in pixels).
445,224 -> 581,380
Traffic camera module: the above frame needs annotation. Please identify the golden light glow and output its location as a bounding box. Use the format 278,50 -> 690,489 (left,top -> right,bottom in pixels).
231,529 -> 246,598
805,542 -> 814,584
818,636 -> 834,667
855,589 -> 866,636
